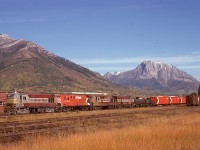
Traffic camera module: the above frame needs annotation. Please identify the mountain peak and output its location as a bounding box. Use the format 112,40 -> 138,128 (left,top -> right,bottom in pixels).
0,34 -> 126,94
0,34 -> 56,59
141,60 -> 173,68
104,71 -> 122,79
136,60 -> 198,83
104,60 -> 199,93
0,34 -> 10,38
0,34 -> 17,47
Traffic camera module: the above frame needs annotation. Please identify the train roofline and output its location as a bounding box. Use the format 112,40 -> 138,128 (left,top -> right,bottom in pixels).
62,92 -> 108,96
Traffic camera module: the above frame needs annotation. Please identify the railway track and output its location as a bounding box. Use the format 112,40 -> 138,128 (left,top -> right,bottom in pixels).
0,112 -> 146,132
0,106 -> 199,143
0,113 -> 145,143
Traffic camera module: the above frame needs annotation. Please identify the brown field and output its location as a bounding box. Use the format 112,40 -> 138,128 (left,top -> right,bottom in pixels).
0,106 -> 200,150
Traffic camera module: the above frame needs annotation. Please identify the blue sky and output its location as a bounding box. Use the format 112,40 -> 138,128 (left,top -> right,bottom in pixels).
1,0 -> 200,80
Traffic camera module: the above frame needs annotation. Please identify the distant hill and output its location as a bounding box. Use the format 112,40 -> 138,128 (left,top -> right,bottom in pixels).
0,34 -> 150,96
104,61 -> 199,94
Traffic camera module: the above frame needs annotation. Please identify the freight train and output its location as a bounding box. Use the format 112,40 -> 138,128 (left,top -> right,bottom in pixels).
0,91 -> 199,114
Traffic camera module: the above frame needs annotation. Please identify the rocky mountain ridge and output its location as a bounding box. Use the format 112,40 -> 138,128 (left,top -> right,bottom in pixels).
0,34 -> 128,94
104,61 -> 199,93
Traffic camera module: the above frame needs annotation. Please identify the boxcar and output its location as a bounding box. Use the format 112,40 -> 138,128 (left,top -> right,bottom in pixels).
150,96 -> 170,105
180,96 -> 186,104
170,96 -> 181,104
186,94 -> 200,106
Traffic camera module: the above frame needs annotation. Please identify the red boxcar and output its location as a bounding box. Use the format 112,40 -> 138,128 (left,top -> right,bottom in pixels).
170,96 -> 181,104
180,96 -> 186,104
150,96 -> 170,105
0,92 -> 7,113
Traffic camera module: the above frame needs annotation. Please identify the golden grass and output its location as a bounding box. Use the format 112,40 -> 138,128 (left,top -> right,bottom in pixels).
0,106 -> 173,123
1,109 -> 199,150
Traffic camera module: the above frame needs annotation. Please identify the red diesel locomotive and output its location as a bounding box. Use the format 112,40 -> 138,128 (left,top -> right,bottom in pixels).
6,92 -> 56,114
58,94 -> 90,111
0,92 -> 7,113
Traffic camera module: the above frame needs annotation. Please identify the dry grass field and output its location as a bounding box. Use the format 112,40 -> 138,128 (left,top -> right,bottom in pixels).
0,106 -> 199,150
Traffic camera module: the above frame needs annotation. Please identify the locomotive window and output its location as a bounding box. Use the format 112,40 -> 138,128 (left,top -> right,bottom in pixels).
0,102 -> 3,106
97,97 -> 101,102
20,95 -> 22,100
23,96 -> 26,100
48,98 -> 54,103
